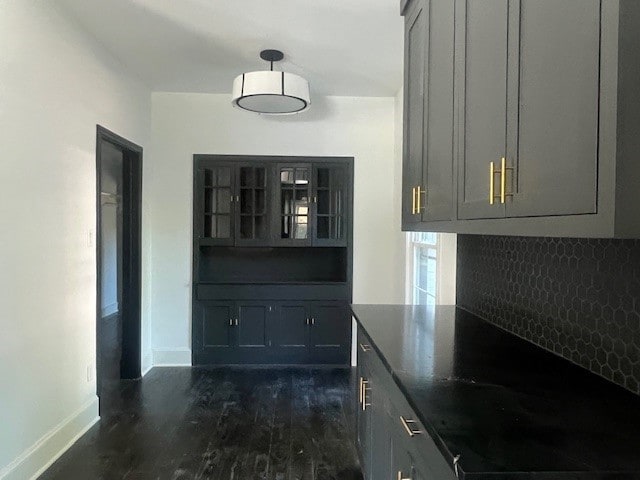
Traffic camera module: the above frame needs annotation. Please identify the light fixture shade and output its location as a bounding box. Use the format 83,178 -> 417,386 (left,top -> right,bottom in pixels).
232,71 -> 311,115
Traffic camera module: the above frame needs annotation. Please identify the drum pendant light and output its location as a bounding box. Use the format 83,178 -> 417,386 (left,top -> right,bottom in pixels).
232,49 -> 311,115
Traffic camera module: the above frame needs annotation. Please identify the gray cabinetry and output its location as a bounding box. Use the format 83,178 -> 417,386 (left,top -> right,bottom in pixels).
402,0 -> 640,238
192,156 -> 354,365
456,0 -> 509,220
508,0 -> 600,218
355,325 -> 457,480
403,0 -> 455,226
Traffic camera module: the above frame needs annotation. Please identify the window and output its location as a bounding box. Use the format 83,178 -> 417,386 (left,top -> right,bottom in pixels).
406,233 -> 457,305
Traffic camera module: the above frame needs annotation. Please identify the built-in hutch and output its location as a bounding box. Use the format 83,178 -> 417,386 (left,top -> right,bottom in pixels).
192,155 -> 354,365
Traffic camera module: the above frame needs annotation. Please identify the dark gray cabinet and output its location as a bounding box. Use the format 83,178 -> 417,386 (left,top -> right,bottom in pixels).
507,0 -> 600,218
457,0 -> 600,220
193,156 -> 354,366
402,0 -> 427,228
456,0 -> 509,220
402,0 -> 455,226
275,163 -> 313,246
402,0 -> 640,238
356,326 -> 457,480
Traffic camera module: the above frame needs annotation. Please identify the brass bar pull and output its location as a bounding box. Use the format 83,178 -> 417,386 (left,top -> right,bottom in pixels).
500,157 -> 514,204
500,157 -> 506,204
411,187 -> 417,214
359,343 -> 372,352
400,415 -> 423,437
489,162 -> 496,205
358,377 -> 363,405
361,379 -> 370,411
397,472 -> 411,480
417,187 -> 426,212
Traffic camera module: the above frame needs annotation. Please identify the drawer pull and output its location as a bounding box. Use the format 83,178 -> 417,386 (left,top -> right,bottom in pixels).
397,472 -> 411,480
400,415 -> 423,437
359,343 -> 372,352
361,379 -> 371,411
453,454 -> 461,478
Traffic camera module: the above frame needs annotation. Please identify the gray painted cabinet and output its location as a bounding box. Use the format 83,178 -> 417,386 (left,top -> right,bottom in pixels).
402,0 -> 640,238
402,0 -> 455,226
356,326 -> 457,480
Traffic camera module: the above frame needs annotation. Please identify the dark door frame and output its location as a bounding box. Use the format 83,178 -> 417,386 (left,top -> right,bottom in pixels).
95,125 -> 143,397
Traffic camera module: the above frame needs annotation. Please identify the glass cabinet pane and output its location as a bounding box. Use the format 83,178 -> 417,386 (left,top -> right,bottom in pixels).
280,166 -> 310,240
315,166 -> 345,241
238,166 -> 268,241
203,166 -> 232,240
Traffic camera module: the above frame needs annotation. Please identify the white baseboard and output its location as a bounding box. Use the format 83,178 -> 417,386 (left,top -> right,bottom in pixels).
152,348 -> 192,366
0,396 -> 99,480
101,302 -> 118,317
141,353 -> 153,377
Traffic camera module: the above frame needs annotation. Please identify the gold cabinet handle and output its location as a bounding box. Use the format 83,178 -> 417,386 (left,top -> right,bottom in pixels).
500,157 -> 506,204
361,379 -> 370,411
359,343 -> 372,352
489,161 -> 497,205
411,187 -> 417,214
397,472 -> 411,480
358,377 -> 363,406
400,415 -> 423,437
500,157 -> 514,204
417,187 -> 426,212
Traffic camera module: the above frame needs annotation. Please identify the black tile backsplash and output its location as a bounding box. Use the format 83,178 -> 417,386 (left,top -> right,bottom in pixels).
456,235 -> 640,395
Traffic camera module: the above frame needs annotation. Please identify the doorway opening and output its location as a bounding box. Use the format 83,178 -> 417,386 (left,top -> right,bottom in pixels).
96,125 -> 142,409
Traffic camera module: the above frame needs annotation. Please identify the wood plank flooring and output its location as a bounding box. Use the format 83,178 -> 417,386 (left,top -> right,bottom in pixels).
39,367 -> 362,480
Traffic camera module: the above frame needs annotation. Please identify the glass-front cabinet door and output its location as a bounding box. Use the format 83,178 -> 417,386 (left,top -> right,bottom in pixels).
236,165 -> 270,245
313,164 -> 349,246
201,165 -> 234,246
276,164 -> 312,246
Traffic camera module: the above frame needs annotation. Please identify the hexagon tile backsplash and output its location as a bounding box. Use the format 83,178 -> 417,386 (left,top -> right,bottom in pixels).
456,235 -> 640,395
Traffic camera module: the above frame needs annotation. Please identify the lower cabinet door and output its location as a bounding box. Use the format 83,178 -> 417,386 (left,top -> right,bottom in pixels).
272,302 -> 310,363
357,363 -> 373,480
236,302 -> 269,348
370,375 -> 392,480
309,301 -> 351,364
195,301 -> 236,363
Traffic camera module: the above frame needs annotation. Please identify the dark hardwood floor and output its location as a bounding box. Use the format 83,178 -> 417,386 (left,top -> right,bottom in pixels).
39,367 -> 362,480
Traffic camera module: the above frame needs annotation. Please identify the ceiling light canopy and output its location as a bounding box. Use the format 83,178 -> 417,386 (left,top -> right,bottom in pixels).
232,49 -> 311,115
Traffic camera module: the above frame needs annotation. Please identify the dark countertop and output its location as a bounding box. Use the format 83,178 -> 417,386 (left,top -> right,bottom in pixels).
351,305 -> 640,480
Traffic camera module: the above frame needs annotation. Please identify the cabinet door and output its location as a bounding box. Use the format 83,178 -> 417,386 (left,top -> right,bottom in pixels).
236,302 -> 269,349
506,0 -> 600,217
200,302 -> 235,350
456,0 -> 508,220
273,302 -> 310,350
369,374 -> 392,480
236,164 -> 271,246
402,0 -> 427,227
422,0 -> 455,222
357,364 -> 373,480
274,164 -> 313,246
309,302 -> 350,364
201,164 -> 235,245
312,164 -> 349,247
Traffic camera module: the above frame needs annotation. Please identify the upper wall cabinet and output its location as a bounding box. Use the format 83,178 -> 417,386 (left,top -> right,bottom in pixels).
402,0 -> 640,238
196,162 -> 271,246
402,0 -> 455,227
195,156 -> 353,247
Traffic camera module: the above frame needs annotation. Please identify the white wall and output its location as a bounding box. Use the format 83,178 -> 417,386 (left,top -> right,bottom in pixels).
149,93 -> 405,362
0,2 -> 151,478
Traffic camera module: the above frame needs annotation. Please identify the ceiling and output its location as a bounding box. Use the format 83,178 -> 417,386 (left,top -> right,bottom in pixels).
57,0 -> 404,97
